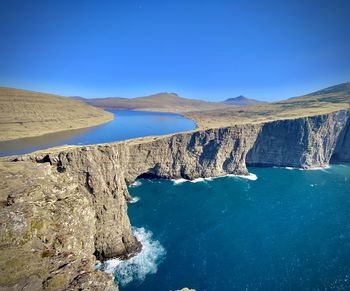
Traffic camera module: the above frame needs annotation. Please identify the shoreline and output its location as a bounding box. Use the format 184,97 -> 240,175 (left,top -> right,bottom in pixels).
0,113 -> 114,142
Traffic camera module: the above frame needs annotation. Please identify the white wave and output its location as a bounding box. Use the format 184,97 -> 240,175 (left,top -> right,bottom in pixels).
274,165 -> 330,171
190,177 -> 213,183
102,227 -> 166,286
173,177 -> 214,184
173,173 -> 257,184
129,196 -> 140,203
130,180 -> 142,187
308,165 -> 331,171
190,177 -> 205,183
298,165 -> 331,171
227,173 -> 258,181
172,178 -> 188,185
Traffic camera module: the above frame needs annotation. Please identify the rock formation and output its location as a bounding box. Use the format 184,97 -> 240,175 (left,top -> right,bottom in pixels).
0,110 -> 349,290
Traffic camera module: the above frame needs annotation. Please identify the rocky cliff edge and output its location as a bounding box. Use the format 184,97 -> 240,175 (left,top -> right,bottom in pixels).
0,110 -> 349,290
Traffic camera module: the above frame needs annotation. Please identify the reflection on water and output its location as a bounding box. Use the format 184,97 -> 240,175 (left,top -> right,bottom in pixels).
0,127 -> 90,154
0,110 -> 196,157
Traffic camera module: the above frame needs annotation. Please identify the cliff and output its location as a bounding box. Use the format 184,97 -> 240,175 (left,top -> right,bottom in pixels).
331,116 -> 350,163
0,110 -> 349,290
247,110 -> 350,167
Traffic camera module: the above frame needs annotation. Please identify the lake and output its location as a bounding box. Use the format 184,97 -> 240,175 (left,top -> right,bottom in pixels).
0,110 -> 196,156
103,165 -> 350,291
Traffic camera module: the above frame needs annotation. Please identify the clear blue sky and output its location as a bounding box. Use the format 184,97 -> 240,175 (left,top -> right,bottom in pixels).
0,0 -> 349,101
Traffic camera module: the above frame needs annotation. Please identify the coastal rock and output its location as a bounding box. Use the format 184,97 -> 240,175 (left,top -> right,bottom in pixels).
1,110 -> 349,289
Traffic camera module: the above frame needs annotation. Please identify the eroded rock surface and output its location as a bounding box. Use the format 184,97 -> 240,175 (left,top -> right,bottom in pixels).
1,110 -> 349,290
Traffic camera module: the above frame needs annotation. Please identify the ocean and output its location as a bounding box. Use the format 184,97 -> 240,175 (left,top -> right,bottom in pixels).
103,165 -> 350,291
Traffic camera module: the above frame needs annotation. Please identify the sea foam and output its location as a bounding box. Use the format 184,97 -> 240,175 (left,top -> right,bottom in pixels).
130,180 -> 142,187
191,177 -> 213,183
172,178 -> 188,185
227,173 -> 258,181
305,165 -> 331,171
129,196 -> 140,203
172,172 -> 257,184
101,227 -> 166,286
274,165 -> 331,171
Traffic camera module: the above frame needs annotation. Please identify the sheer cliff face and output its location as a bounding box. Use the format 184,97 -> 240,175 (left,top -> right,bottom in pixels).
332,116 -> 350,163
47,147 -> 141,262
124,125 -> 262,182
246,110 -> 350,168
1,110 -> 349,290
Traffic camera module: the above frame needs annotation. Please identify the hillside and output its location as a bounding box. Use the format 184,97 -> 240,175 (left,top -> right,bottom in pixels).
185,82 -> 350,129
0,87 -> 114,141
223,95 -> 267,106
75,92 -> 231,112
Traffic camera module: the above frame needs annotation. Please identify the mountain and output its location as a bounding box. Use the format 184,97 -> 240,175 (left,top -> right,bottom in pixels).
223,95 -> 267,106
184,82 -> 350,129
73,92 -> 231,113
0,87 -> 113,141
285,82 -> 350,104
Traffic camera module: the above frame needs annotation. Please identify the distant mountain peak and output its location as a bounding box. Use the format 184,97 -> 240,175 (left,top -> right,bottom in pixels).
144,92 -> 180,98
223,96 -> 266,106
225,95 -> 248,102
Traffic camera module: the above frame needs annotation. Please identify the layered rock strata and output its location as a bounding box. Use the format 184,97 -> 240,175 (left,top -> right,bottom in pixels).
0,110 -> 349,290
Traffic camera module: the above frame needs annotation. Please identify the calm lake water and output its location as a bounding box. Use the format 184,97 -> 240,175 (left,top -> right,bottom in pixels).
105,165 -> 350,291
0,110 -> 196,156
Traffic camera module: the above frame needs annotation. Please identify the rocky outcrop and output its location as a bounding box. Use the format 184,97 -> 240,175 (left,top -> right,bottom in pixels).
1,110 -> 349,290
0,160 -> 118,291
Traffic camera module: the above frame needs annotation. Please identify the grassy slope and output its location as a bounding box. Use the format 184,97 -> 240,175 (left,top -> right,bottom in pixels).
0,87 -> 114,141
185,82 -> 350,129
78,92 -> 231,112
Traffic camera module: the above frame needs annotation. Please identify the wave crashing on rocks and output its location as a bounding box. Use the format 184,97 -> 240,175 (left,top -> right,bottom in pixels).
101,227 -> 166,286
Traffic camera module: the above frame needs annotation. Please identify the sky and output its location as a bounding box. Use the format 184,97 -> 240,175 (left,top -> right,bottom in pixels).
0,0 -> 349,101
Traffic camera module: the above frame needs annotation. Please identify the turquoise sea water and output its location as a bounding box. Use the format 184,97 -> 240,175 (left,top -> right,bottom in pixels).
108,165 -> 350,291
0,110 -> 196,156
